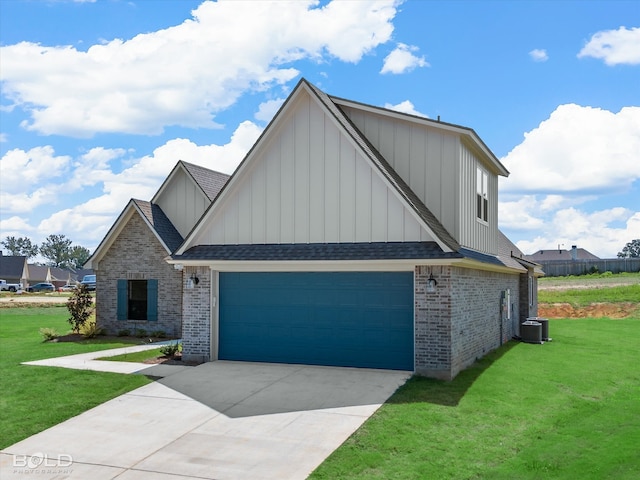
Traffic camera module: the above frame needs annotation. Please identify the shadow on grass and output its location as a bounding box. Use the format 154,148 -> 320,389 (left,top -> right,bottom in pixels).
387,340 -> 520,407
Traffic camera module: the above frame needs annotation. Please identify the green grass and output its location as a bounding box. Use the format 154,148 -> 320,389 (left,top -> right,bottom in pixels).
311,318 -> 640,479
538,284 -> 640,306
539,271 -> 640,288
0,307 -> 151,449
98,347 -> 164,363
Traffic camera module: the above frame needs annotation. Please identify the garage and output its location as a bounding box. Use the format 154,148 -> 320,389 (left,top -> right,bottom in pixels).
218,271 -> 414,370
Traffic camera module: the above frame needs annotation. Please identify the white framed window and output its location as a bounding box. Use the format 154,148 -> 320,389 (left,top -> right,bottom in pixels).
477,167 -> 488,222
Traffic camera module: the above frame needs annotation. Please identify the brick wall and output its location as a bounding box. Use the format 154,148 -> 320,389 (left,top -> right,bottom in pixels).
181,266 -> 211,363
415,265 -> 520,380
95,213 -> 182,337
415,266 -> 452,378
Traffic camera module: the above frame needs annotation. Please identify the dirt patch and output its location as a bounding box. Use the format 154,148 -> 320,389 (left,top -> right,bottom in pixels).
538,302 -> 639,319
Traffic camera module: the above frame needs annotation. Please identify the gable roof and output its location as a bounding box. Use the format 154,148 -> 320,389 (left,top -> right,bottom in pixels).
152,160 -> 230,204
86,160 -> 228,269
0,255 -> 27,280
181,161 -> 230,202
27,264 -> 50,282
177,78 -> 464,255
133,200 -> 184,252
85,199 -> 183,269
525,247 -> 599,262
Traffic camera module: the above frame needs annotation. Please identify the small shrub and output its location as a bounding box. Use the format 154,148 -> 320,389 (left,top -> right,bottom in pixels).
160,342 -> 181,357
117,329 -> 131,337
66,284 -> 94,333
39,327 -> 59,342
150,330 -> 167,338
80,317 -> 104,339
135,328 -> 148,338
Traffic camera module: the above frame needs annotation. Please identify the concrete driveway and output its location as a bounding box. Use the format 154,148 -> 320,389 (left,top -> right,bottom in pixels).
1,361 -> 410,480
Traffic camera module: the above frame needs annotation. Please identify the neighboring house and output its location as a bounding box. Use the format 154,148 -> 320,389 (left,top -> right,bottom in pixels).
71,268 -> 94,284
49,267 -> 74,289
160,79 -> 543,380
0,254 -> 28,287
27,264 -> 51,286
85,161 -> 230,337
525,245 -> 600,262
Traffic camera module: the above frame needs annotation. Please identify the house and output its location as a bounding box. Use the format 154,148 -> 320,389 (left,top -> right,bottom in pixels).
85,161 -> 229,337
0,254 -> 28,286
26,264 -> 51,286
159,78 -> 543,380
525,245 -> 599,262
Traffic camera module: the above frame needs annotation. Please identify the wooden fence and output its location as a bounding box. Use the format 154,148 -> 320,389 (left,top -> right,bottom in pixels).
538,258 -> 640,277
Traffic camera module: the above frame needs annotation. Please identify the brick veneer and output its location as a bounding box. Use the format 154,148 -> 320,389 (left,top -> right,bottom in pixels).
181,266 -> 211,363
415,265 -> 520,380
95,213 -> 182,337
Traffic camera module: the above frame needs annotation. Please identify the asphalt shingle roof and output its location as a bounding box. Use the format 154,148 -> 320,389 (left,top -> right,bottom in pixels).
0,255 -> 27,279
181,161 -> 230,202
175,242 -> 464,262
134,200 -> 184,253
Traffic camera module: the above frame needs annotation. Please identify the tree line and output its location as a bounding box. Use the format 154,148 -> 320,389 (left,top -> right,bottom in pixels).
1,235 -> 91,269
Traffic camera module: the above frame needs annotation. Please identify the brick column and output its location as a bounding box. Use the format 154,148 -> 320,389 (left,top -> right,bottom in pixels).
414,265 -> 453,380
181,266 -> 211,363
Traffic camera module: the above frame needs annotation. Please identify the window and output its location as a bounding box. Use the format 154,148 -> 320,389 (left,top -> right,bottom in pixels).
477,168 -> 488,222
117,279 -> 158,321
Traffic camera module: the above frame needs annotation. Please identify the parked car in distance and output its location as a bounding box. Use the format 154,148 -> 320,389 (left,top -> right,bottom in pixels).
81,274 -> 96,291
0,279 -> 23,292
27,283 -> 55,293
59,284 -> 77,292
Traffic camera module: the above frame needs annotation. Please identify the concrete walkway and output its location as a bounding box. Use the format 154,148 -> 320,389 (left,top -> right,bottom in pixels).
22,342 -> 190,376
1,347 -> 410,480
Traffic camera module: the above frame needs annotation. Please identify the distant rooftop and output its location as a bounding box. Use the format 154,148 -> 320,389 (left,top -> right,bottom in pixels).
524,246 -> 599,262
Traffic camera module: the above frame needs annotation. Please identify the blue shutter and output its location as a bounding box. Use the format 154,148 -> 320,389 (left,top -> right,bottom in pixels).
117,280 -> 127,320
147,279 -> 158,321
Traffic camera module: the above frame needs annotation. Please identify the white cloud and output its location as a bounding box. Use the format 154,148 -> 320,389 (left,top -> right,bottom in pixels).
0,146 -> 71,191
29,120 -> 262,247
501,104 -> 640,194
381,43 -> 429,74
529,48 -> 548,62
511,208 -> 640,258
255,98 -> 286,123
384,100 -> 428,117
500,103 -> 640,258
578,26 -> 640,65
0,133 -> 7,143
0,0 -> 398,137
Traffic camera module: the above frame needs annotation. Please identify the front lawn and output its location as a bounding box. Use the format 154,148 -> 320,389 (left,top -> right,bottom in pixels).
0,307 -> 151,449
311,318 -> 640,479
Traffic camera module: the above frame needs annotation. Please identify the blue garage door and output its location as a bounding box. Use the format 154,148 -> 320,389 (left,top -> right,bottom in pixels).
219,272 -> 413,371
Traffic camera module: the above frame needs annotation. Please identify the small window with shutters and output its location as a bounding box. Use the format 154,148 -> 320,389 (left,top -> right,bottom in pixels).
117,279 -> 158,321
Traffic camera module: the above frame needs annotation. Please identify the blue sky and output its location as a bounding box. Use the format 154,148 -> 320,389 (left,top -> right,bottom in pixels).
1,0 -> 638,259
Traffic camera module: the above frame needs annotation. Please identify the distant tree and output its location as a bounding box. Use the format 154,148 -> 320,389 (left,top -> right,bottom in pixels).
1,236 -> 39,258
40,234 -> 73,267
617,239 -> 640,258
68,246 -> 91,269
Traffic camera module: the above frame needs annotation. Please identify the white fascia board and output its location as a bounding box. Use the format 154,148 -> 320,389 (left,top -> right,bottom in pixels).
165,257 -> 520,274
165,258 -> 462,272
